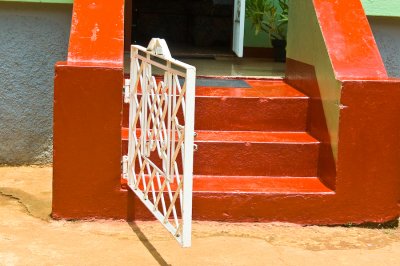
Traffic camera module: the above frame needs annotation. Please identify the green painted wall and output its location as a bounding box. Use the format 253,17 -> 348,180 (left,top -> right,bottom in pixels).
361,0 -> 400,17
244,18 -> 271,48
244,0 -> 282,48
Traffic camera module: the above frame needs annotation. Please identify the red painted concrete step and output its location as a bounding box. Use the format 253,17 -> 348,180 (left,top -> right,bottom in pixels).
122,128 -> 320,177
125,175 -> 334,222
193,175 -> 332,193
126,175 -> 332,194
122,79 -> 309,131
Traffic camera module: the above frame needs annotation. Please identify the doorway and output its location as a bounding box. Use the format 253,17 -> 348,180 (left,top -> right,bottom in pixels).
131,0 -> 235,58
124,0 -> 286,77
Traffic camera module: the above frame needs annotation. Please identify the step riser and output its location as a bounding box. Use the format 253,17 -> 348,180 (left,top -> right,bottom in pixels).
126,189 -> 336,223
122,140 -> 319,177
123,96 -> 308,131
195,97 -> 308,131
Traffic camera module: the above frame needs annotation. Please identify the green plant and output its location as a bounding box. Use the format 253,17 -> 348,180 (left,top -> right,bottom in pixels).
245,0 -> 289,41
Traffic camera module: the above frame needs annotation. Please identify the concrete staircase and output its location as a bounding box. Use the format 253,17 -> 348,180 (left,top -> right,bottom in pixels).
122,78 -> 334,221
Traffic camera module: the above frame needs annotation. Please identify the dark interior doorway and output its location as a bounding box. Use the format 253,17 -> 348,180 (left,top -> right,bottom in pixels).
131,0 -> 234,58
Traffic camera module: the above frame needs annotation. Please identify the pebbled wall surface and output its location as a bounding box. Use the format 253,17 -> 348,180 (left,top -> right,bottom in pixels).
368,16 -> 400,78
0,2 -> 72,164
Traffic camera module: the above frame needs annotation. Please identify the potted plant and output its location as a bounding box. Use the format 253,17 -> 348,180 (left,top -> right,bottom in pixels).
246,0 -> 289,62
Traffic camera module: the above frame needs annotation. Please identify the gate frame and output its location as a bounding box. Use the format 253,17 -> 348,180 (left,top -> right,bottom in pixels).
124,39 -> 196,247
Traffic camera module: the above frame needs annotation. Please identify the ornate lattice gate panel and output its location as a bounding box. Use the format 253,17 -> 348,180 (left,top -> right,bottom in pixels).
123,39 -> 196,247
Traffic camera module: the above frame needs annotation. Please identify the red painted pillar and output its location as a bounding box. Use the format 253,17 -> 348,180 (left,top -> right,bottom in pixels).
53,63 -> 128,219
52,0 -> 130,219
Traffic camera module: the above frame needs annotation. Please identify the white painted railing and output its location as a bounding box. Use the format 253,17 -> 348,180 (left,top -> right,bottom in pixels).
123,38 -> 196,247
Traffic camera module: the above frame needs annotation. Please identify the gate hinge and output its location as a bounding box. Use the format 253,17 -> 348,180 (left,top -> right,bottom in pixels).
122,155 -> 129,179
193,132 -> 198,151
124,79 -> 131,104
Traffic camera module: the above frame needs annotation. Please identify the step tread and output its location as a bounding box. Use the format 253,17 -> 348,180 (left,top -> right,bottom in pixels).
127,77 -> 308,98
192,176 -> 333,194
195,131 -> 318,143
195,79 -> 308,98
122,128 -> 318,144
122,175 -> 333,194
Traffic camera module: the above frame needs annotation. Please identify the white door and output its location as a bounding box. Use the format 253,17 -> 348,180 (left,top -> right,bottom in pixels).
232,0 -> 246,57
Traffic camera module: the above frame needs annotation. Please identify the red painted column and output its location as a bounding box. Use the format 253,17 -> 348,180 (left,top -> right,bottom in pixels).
313,0 -> 387,79
335,80 -> 400,221
52,0 -> 130,219
286,0 -> 400,223
67,0 -> 125,65
53,63 -> 128,219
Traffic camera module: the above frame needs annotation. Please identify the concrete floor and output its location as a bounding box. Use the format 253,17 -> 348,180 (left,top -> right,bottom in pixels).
124,53 -> 286,77
1,166 -> 400,266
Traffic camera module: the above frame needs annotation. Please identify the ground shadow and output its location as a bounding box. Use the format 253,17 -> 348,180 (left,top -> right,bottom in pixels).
128,222 -> 171,266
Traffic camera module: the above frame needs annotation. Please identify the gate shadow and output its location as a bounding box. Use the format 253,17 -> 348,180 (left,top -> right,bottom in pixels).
128,221 -> 171,266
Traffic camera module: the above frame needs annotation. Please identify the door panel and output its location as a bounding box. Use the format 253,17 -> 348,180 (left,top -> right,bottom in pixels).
232,0 -> 246,57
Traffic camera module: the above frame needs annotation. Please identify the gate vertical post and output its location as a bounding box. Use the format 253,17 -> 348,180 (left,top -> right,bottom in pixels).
182,67 -> 196,247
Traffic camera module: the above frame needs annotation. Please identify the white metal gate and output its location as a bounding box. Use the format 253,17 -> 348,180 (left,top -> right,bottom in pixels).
122,38 -> 196,247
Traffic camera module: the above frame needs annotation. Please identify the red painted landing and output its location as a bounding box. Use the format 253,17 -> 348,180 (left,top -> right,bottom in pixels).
194,79 -> 307,98
123,77 -> 307,98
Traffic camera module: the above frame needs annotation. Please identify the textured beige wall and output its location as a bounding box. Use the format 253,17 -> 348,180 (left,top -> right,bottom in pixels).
286,0 -> 342,160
